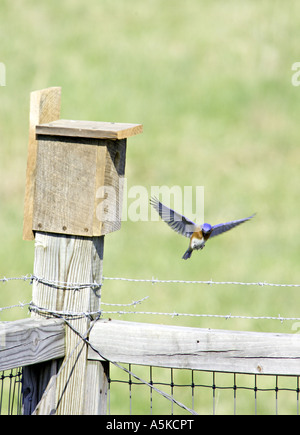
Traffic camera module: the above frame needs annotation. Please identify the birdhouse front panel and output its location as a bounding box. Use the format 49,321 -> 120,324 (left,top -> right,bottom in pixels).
32,135 -> 127,237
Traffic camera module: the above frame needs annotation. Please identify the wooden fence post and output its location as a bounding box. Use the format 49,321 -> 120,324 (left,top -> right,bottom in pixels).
22,87 -> 142,414
22,87 -> 63,415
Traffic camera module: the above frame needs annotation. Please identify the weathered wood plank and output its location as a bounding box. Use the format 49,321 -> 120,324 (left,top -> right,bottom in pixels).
32,137 -> 101,237
23,87 -> 61,240
32,137 -> 127,237
83,360 -> 109,415
22,87 -> 65,416
88,320 -> 300,376
0,318 -> 65,371
36,119 -> 143,139
31,232 -> 104,415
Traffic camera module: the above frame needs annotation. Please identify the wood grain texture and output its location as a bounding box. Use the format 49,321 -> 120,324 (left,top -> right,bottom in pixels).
88,319 -> 300,376
83,360 -> 109,415
31,231 -> 105,415
31,233 -> 103,317
0,318 -> 65,371
23,87 -> 61,240
32,137 -> 127,236
36,119 -> 143,139
33,136 -> 99,237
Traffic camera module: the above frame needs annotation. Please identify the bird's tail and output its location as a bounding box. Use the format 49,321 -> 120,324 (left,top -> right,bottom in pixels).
182,248 -> 193,260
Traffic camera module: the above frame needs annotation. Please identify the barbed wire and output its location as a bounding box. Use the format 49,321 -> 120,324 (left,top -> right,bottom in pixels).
0,275 -> 32,284
28,296 -> 149,320
0,274 -> 101,291
101,310 -> 300,322
0,297 -> 150,318
103,276 -> 300,287
0,301 -> 31,313
1,274 -> 300,322
1,273 -> 300,288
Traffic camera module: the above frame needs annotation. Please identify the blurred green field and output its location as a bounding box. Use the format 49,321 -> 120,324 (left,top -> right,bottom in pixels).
1,0 -> 300,414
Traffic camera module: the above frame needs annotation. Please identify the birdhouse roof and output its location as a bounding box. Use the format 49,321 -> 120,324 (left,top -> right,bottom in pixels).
36,119 -> 143,140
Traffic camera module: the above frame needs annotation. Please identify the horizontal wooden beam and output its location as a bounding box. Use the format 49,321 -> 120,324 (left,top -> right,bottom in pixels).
36,119 -> 143,140
88,319 -> 300,376
0,318 -> 65,371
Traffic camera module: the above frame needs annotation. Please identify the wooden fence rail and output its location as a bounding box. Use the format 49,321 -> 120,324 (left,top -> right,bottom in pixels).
0,318 -> 65,372
2,318 -> 300,378
88,319 -> 300,376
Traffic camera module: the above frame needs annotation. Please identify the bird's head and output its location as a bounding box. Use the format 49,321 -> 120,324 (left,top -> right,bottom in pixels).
202,223 -> 212,236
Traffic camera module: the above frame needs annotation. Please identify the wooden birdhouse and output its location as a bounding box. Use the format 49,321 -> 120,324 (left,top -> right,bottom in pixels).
23,87 -> 143,240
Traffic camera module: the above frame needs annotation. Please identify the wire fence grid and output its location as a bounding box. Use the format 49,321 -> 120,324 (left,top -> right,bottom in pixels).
108,365 -> 300,415
0,368 -> 23,415
2,366 -> 300,415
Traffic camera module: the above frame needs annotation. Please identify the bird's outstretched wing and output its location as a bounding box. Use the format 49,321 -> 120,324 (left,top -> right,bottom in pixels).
210,214 -> 255,238
150,197 -> 197,238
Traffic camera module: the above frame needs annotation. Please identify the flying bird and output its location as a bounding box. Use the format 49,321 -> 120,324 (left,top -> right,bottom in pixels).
150,197 -> 255,260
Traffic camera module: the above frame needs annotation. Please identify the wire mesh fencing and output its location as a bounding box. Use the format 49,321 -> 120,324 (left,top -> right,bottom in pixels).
108,364 -> 300,415
0,368 -> 22,415
1,364 -> 299,415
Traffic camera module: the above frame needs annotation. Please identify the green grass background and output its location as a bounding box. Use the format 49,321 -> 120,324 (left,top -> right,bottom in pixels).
1,0 -> 300,414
